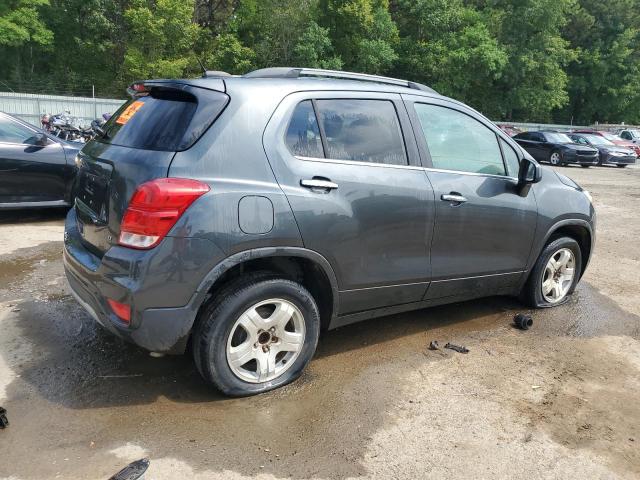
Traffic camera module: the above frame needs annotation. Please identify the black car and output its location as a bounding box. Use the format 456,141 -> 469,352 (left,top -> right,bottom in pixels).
0,112 -> 80,208
568,132 -> 637,168
514,130 -> 599,167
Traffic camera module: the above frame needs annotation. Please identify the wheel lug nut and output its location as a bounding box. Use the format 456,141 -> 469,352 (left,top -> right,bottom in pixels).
269,327 -> 276,333
262,345 -> 269,353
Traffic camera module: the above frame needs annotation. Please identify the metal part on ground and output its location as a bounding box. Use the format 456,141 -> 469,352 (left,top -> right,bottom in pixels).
108,458 -> 150,480
444,343 -> 469,354
514,313 -> 534,330
0,407 -> 7,429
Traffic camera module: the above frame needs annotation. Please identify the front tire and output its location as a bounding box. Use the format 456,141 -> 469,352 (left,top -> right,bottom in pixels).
192,275 -> 320,396
549,150 -> 562,166
616,164 -> 627,168
522,237 -> 582,308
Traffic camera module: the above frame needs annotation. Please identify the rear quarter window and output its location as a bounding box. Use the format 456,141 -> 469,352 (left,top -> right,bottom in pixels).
100,86 -> 228,151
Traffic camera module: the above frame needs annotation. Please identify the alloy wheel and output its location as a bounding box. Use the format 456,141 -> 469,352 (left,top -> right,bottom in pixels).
226,298 -> 306,383
541,248 -> 576,303
550,152 -> 561,165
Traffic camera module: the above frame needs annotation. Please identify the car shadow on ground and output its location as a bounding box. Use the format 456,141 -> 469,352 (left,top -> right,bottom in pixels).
0,207 -> 68,224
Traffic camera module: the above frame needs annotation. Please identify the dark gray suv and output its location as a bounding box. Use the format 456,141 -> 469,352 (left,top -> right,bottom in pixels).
64,68 -> 595,396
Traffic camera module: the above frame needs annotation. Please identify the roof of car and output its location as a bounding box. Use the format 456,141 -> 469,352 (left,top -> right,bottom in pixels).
144,68 -> 448,100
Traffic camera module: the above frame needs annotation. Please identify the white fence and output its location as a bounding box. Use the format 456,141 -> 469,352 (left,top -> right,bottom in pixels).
0,91 -> 126,127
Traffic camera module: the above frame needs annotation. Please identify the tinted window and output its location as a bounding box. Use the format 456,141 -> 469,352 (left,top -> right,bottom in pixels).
500,138 -> 520,177
414,103 -> 506,176
285,101 -> 324,158
315,99 -> 407,165
0,118 -> 35,144
100,87 -> 228,151
530,132 -> 544,142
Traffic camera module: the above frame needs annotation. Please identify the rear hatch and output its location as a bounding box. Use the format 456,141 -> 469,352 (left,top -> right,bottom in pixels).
74,81 -> 229,256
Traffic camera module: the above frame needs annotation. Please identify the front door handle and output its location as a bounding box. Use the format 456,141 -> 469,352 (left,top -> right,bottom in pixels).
441,193 -> 467,204
300,178 -> 338,191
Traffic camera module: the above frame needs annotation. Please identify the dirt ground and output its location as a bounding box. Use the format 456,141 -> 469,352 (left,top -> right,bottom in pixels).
1,165 -> 639,480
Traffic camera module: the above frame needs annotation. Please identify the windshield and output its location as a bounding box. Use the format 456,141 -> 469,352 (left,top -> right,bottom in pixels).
629,130 -> 640,138
544,132 -> 572,143
582,134 -> 613,146
601,132 -> 620,141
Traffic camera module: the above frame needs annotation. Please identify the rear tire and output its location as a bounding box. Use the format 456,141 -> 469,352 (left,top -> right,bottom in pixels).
522,237 -> 582,308
192,274 -> 320,396
616,164 -> 627,168
581,165 -> 590,168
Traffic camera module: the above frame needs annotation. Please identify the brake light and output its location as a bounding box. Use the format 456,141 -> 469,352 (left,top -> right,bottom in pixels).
119,178 -> 210,249
107,298 -> 131,324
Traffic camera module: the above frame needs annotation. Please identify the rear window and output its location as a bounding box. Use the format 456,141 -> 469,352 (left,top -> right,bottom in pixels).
100,86 -> 228,151
315,99 -> 407,166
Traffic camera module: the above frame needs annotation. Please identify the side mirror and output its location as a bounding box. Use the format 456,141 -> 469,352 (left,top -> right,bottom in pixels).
518,157 -> 542,186
26,133 -> 49,146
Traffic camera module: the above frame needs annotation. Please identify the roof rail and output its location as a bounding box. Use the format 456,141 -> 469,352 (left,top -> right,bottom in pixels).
244,67 -> 437,94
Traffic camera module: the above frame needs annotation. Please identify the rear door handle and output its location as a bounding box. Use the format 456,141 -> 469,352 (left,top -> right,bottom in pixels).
300,178 -> 338,191
441,193 -> 467,204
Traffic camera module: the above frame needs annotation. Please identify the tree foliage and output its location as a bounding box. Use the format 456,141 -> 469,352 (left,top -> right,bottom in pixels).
0,0 -> 639,123
0,0 -> 53,47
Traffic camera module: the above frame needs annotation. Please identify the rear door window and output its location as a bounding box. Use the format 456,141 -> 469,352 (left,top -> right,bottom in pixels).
100,87 -> 228,151
285,101 -> 324,158
315,99 -> 407,166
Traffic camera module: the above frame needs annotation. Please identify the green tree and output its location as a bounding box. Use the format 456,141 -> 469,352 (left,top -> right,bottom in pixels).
232,0 -> 318,69
123,0 -> 201,80
562,0 -> 640,124
318,0 -> 398,73
0,0 -> 52,47
205,33 -> 256,74
292,21 -> 342,69
392,0 -> 508,116
479,0 -> 577,121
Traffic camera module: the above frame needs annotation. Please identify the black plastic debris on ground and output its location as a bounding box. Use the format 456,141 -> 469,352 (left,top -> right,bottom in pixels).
0,407 -> 8,429
109,458 -> 150,480
428,340 -> 439,350
444,343 -> 469,354
514,313 -> 533,330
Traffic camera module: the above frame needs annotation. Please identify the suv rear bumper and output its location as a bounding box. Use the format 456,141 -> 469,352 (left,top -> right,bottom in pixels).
63,208 -> 218,354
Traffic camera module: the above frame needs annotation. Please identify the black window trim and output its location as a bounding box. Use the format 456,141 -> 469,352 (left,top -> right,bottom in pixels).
284,95 -> 416,169
406,98 -> 518,180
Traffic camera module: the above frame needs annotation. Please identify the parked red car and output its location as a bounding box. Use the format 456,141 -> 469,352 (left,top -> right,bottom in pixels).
572,130 -> 640,157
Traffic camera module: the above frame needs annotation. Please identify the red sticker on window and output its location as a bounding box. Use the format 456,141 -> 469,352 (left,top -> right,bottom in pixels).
116,101 -> 144,125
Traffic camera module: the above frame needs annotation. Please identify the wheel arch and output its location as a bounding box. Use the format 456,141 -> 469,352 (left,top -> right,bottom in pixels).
531,219 -> 594,281
194,247 -> 339,331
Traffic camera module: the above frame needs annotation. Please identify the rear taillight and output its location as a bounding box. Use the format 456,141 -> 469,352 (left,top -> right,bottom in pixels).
119,178 -> 210,249
107,298 -> 131,324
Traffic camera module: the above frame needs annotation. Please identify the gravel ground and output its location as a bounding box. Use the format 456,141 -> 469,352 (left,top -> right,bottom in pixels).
0,164 -> 639,479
